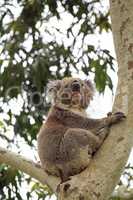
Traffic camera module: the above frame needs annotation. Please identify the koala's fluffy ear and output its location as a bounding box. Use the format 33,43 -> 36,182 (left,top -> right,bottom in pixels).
47,80 -> 61,103
84,79 -> 95,99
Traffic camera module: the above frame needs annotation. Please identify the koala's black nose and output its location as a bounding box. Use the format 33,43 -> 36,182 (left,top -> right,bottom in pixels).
71,82 -> 80,92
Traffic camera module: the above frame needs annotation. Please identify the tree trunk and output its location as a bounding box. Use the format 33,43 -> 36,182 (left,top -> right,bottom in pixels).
57,0 -> 133,199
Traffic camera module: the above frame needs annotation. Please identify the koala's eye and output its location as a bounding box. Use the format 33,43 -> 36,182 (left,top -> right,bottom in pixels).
48,88 -> 53,92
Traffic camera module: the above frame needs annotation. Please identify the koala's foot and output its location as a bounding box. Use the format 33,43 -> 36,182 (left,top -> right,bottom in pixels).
56,178 -> 71,193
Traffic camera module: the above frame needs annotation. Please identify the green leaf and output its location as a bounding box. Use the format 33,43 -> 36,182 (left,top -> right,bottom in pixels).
0,120 -> 4,128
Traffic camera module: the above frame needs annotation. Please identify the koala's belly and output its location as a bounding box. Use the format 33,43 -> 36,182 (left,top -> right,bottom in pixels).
37,128 -> 92,177
43,146 -> 91,177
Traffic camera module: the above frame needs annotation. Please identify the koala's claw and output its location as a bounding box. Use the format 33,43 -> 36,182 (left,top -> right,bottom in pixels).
107,112 -> 126,126
114,112 -> 126,119
107,112 -> 112,117
109,112 -> 126,125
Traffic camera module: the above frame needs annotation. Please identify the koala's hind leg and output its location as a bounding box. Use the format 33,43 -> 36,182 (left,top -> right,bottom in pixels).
63,128 -> 101,153
59,128 -> 100,181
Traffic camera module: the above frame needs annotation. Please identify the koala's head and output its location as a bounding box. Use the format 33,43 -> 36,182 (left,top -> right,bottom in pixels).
47,77 -> 94,109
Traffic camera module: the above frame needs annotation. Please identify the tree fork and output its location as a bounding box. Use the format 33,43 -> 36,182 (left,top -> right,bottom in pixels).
57,0 -> 133,199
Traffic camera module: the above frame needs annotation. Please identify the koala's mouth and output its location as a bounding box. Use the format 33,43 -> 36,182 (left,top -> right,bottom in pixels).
72,92 -> 81,100
61,91 -> 82,106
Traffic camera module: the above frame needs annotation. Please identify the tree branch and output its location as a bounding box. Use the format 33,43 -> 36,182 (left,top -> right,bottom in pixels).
0,147 -> 60,192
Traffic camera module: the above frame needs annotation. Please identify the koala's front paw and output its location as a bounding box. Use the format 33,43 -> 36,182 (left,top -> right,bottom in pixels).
114,112 -> 126,118
109,112 -> 126,124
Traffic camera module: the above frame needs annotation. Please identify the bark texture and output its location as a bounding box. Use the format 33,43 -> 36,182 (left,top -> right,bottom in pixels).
57,0 -> 133,199
0,1 -> 133,200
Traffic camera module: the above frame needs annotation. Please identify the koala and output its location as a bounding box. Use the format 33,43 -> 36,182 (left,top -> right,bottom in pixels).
37,77 -> 125,182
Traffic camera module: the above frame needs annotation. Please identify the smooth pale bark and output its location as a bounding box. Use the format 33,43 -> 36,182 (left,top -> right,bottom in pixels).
0,1 -> 133,200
